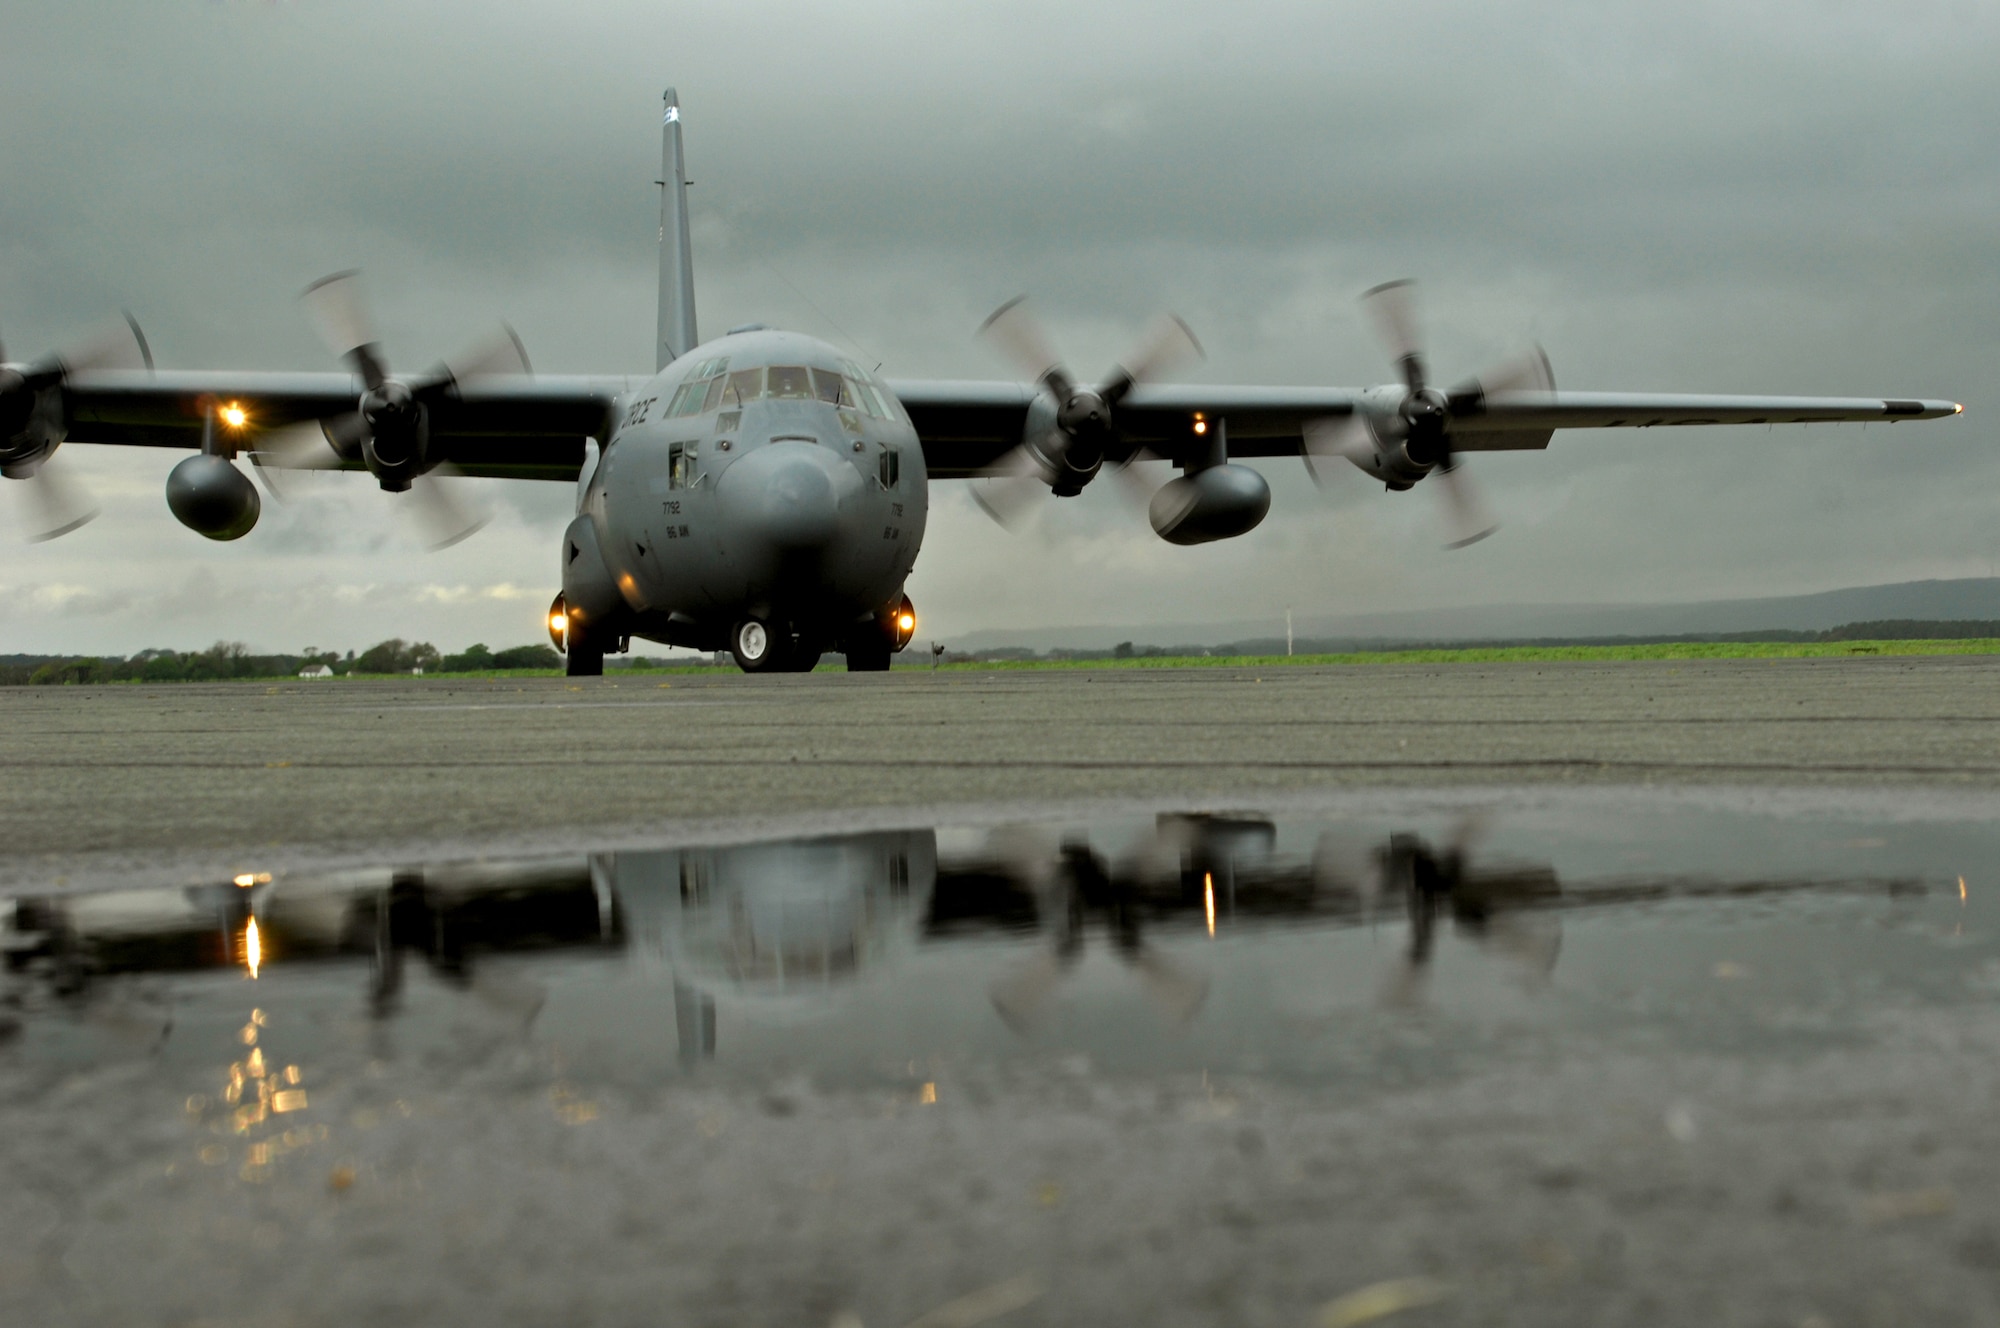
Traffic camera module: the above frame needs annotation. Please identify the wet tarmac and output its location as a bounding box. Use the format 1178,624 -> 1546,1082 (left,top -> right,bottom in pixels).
4,657 -> 2000,889
5,794 -> 1999,1326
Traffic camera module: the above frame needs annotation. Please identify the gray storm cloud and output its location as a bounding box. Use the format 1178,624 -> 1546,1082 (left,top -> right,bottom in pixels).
0,0 -> 1992,654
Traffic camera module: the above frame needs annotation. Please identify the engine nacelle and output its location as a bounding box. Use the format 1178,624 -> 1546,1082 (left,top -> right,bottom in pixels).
166,455 -> 260,540
1147,463 -> 1271,546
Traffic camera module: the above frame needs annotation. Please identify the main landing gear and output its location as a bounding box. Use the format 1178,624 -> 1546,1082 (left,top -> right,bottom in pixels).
841,593 -> 917,673
551,593 -> 605,678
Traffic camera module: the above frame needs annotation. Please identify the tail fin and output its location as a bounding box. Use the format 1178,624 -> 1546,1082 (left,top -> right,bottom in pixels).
656,88 -> 698,371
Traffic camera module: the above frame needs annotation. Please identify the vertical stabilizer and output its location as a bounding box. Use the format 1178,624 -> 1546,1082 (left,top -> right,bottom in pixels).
656,88 -> 698,370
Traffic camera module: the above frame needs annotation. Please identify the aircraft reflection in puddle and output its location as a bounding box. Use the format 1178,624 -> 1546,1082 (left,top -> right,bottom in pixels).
2,813 -> 1927,1059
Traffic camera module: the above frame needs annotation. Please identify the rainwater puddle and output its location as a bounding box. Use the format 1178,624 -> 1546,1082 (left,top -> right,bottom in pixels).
4,801 -> 1992,1102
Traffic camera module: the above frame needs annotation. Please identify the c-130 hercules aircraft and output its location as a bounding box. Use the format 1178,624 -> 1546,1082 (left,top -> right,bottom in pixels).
0,91 -> 1962,675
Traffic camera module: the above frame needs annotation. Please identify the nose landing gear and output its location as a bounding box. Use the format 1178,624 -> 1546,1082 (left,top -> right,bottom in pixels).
730,617 -> 821,673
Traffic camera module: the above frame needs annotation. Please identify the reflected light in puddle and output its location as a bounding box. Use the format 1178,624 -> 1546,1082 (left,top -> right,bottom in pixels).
1204,872 -> 1215,937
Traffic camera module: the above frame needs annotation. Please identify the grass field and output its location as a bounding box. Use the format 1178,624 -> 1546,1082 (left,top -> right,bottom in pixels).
27,637 -> 2000,685
942,638 -> 2000,670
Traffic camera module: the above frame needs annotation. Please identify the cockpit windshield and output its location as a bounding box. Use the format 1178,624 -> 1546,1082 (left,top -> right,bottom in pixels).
766,365 -> 813,399
662,357 -> 902,422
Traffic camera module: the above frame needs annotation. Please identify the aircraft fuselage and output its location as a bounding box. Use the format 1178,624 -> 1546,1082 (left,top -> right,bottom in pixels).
562,328 -> 927,670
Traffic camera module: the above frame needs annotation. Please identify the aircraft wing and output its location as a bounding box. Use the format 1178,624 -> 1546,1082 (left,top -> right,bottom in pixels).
892,379 -> 1961,477
58,370 -> 630,481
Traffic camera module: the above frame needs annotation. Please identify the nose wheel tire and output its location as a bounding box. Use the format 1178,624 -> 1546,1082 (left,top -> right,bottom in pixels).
731,618 -> 777,671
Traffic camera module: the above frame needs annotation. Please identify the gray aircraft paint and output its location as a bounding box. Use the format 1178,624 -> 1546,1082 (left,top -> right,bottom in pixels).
572,327 -> 925,656
656,89 -> 698,373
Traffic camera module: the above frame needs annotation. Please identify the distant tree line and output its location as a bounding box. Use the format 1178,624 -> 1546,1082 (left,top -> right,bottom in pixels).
0,638 -> 563,685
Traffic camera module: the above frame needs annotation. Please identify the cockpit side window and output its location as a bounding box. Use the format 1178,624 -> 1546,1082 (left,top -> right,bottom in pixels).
725,368 -> 763,406
767,365 -> 813,399
841,360 -> 902,421
811,368 -> 849,405
668,358 -> 732,418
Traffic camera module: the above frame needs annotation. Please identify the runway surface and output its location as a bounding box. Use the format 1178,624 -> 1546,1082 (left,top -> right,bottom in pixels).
3,656 -> 1998,886
5,659 -> 1999,1326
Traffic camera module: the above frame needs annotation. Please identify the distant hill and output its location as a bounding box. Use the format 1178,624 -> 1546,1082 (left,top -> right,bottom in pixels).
946,578 -> 2000,653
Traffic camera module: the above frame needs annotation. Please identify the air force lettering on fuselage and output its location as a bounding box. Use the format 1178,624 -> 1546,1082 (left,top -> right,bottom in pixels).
561,329 -> 924,673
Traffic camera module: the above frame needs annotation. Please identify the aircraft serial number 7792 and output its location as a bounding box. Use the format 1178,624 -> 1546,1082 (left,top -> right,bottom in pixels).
0,90 -> 1962,674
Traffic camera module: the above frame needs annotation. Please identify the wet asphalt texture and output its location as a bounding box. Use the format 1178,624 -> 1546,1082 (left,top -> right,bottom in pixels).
2,656 -> 1997,874
4,658 -> 2000,1327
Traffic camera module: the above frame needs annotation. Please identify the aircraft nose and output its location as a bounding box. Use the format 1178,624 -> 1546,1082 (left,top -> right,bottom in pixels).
718,440 -> 844,551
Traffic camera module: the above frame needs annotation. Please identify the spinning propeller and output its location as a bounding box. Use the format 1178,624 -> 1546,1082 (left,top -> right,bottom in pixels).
1320,816 -> 1568,1012
0,315 -> 152,542
971,297 -> 1202,528
1304,279 -> 1554,550
258,271 -> 529,550
980,824 -> 1212,1032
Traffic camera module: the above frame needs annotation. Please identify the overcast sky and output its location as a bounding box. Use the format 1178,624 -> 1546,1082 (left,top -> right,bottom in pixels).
1,0 -> 1993,654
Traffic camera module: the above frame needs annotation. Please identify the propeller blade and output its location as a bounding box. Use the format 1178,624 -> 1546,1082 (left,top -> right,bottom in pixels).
1434,460 -> 1499,550
978,296 -> 1070,394
25,314 -> 154,390
1101,314 -> 1203,406
1442,808 -> 1492,861
969,442 -> 1055,529
1479,914 -> 1563,990
249,419 -> 354,501
256,419 -> 351,472
60,313 -> 152,376
1300,415 -> 1375,490
988,947 -> 1072,1033
1311,830 -> 1388,914
301,271 -> 388,390
409,463 -> 490,550
1107,446 -> 1168,509
1125,946 -> 1210,1028
1361,279 -> 1425,389
1463,344 -> 1554,398
432,323 -> 532,391
18,453 -> 100,542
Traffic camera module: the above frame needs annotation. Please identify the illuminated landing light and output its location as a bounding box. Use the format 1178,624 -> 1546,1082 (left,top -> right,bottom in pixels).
1955,403 -> 1965,414
233,871 -> 271,889
219,402 -> 249,430
1961,876 -> 1969,903
1204,871 -> 1215,936
244,918 -> 262,979
897,612 -> 916,634
1193,411 -> 1208,436
919,1082 -> 937,1105
547,593 -> 569,653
